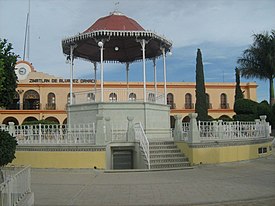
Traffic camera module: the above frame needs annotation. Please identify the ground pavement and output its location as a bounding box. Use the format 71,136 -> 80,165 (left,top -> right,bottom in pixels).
31,154 -> 275,206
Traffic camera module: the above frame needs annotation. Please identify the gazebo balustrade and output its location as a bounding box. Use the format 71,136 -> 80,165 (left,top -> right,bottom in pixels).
72,88 -> 165,105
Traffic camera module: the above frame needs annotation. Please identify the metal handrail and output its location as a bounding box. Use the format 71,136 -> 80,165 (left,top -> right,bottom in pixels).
134,122 -> 150,169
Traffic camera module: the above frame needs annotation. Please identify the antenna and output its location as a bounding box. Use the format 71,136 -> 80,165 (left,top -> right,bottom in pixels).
23,0 -> 31,61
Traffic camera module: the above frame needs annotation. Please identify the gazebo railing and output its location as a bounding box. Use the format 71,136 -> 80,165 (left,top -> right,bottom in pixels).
72,88 -> 165,105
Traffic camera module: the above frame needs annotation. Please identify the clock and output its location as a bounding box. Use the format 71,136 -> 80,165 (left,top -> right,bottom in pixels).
19,67 -> 27,75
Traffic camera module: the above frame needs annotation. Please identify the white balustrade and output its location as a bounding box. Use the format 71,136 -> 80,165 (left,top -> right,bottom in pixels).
134,122 -> 150,169
0,166 -> 31,206
72,88 -> 165,105
13,123 -> 95,145
197,120 -> 268,141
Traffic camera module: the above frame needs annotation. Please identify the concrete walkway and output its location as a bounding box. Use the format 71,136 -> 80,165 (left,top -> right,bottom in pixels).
31,154 -> 275,206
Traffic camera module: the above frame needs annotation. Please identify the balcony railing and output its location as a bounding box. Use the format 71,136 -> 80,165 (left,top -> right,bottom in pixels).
45,103 -> 56,110
72,89 -> 165,105
185,103 -> 194,109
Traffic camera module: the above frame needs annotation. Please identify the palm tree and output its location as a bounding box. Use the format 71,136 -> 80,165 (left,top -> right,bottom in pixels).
237,30 -> 275,105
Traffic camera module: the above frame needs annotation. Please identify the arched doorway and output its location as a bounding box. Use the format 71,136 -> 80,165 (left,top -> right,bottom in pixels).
45,117 -> 60,124
167,93 -> 175,109
62,118 -> 67,125
22,116 -> 38,124
23,90 -> 40,110
2,117 -> 19,125
47,92 -> 56,110
170,116 -> 175,128
182,116 -> 190,122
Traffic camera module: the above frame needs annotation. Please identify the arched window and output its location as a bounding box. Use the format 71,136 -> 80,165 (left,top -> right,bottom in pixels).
23,90 -> 40,110
148,93 -> 155,102
220,93 -> 228,109
167,93 -> 175,109
47,93 -> 56,110
109,93 -> 117,102
206,93 -> 212,109
129,93 -> 136,101
87,93 -> 95,102
185,93 -> 193,109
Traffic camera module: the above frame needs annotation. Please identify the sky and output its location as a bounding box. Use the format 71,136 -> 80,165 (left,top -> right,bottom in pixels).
0,0 -> 274,102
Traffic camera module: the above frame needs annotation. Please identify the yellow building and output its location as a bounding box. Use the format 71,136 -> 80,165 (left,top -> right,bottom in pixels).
0,60 -> 257,126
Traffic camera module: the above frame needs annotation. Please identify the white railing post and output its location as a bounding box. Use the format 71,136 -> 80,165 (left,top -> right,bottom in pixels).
188,113 -> 200,143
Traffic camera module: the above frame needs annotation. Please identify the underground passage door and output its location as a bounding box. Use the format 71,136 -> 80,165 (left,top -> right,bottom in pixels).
113,150 -> 133,169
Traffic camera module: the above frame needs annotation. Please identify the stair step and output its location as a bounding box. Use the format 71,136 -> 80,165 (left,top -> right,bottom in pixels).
149,162 -> 190,169
150,153 -> 185,158
150,148 -> 181,153
150,157 -> 188,163
149,141 -> 175,146
149,145 -> 177,149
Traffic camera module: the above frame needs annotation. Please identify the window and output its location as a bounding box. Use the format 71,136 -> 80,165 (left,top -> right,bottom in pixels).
185,93 -> 193,109
148,93 -> 155,102
206,93 -> 212,109
129,93 -> 136,101
23,90 -> 40,110
220,93 -> 228,109
109,93 -> 117,102
87,93 -> 95,102
47,93 -> 56,110
167,93 -> 175,109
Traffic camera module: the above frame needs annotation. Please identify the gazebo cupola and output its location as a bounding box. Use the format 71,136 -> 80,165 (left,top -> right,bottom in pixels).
62,11 -> 172,104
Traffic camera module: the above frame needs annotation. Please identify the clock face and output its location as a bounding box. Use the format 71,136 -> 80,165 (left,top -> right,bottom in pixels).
19,67 -> 27,75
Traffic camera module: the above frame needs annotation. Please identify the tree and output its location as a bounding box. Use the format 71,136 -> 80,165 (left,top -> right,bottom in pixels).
195,48 -> 208,120
237,30 -> 275,105
234,67 -> 244,101
0,130 -> 18,183
0,39 -> 18,108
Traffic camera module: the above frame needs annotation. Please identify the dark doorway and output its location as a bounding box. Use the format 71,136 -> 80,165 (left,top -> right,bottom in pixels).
113,150 -> 133,169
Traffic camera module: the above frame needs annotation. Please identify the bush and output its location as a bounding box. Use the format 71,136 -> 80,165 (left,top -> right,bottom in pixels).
257,100 -> 272,122
0,130 -> 17,167
22,119 -> 58,125
234,98 -> 258,115
233,114 -> 258,121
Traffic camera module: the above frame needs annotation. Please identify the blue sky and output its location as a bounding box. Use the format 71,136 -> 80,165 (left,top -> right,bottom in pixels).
0,0 -> 274,102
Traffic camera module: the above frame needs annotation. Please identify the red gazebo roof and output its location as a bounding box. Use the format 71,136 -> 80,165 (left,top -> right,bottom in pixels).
83,11 -> 145,32
62,11 -> 172,63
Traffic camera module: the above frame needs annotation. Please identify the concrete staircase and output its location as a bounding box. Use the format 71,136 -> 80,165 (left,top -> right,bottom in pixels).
145,141 -> 191,170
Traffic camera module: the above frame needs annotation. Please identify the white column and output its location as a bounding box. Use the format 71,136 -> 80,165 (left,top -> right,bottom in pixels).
69,45 -> 75,105
162,47 -> 167,105
153,58 -> 157,100
142,39 -> 146,102
98,41 -> 104,102
126,63 -> 130,100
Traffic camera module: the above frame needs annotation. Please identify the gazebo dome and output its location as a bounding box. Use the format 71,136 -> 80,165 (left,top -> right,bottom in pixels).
83,11 -> 145,32
62,11 -> 172,63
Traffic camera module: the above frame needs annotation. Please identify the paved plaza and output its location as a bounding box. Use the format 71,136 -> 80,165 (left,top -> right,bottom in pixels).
31,153 -> 275,206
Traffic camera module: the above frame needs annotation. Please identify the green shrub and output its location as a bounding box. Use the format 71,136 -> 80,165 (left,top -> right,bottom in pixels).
233,114 -> 258,121
257,100 -> 271,122
234,98 -> 258,115
22,119 -> 58,125
0,130 -> 17,167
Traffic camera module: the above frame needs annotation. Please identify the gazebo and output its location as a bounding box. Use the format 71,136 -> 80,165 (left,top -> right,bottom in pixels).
62,11 -> 173,142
